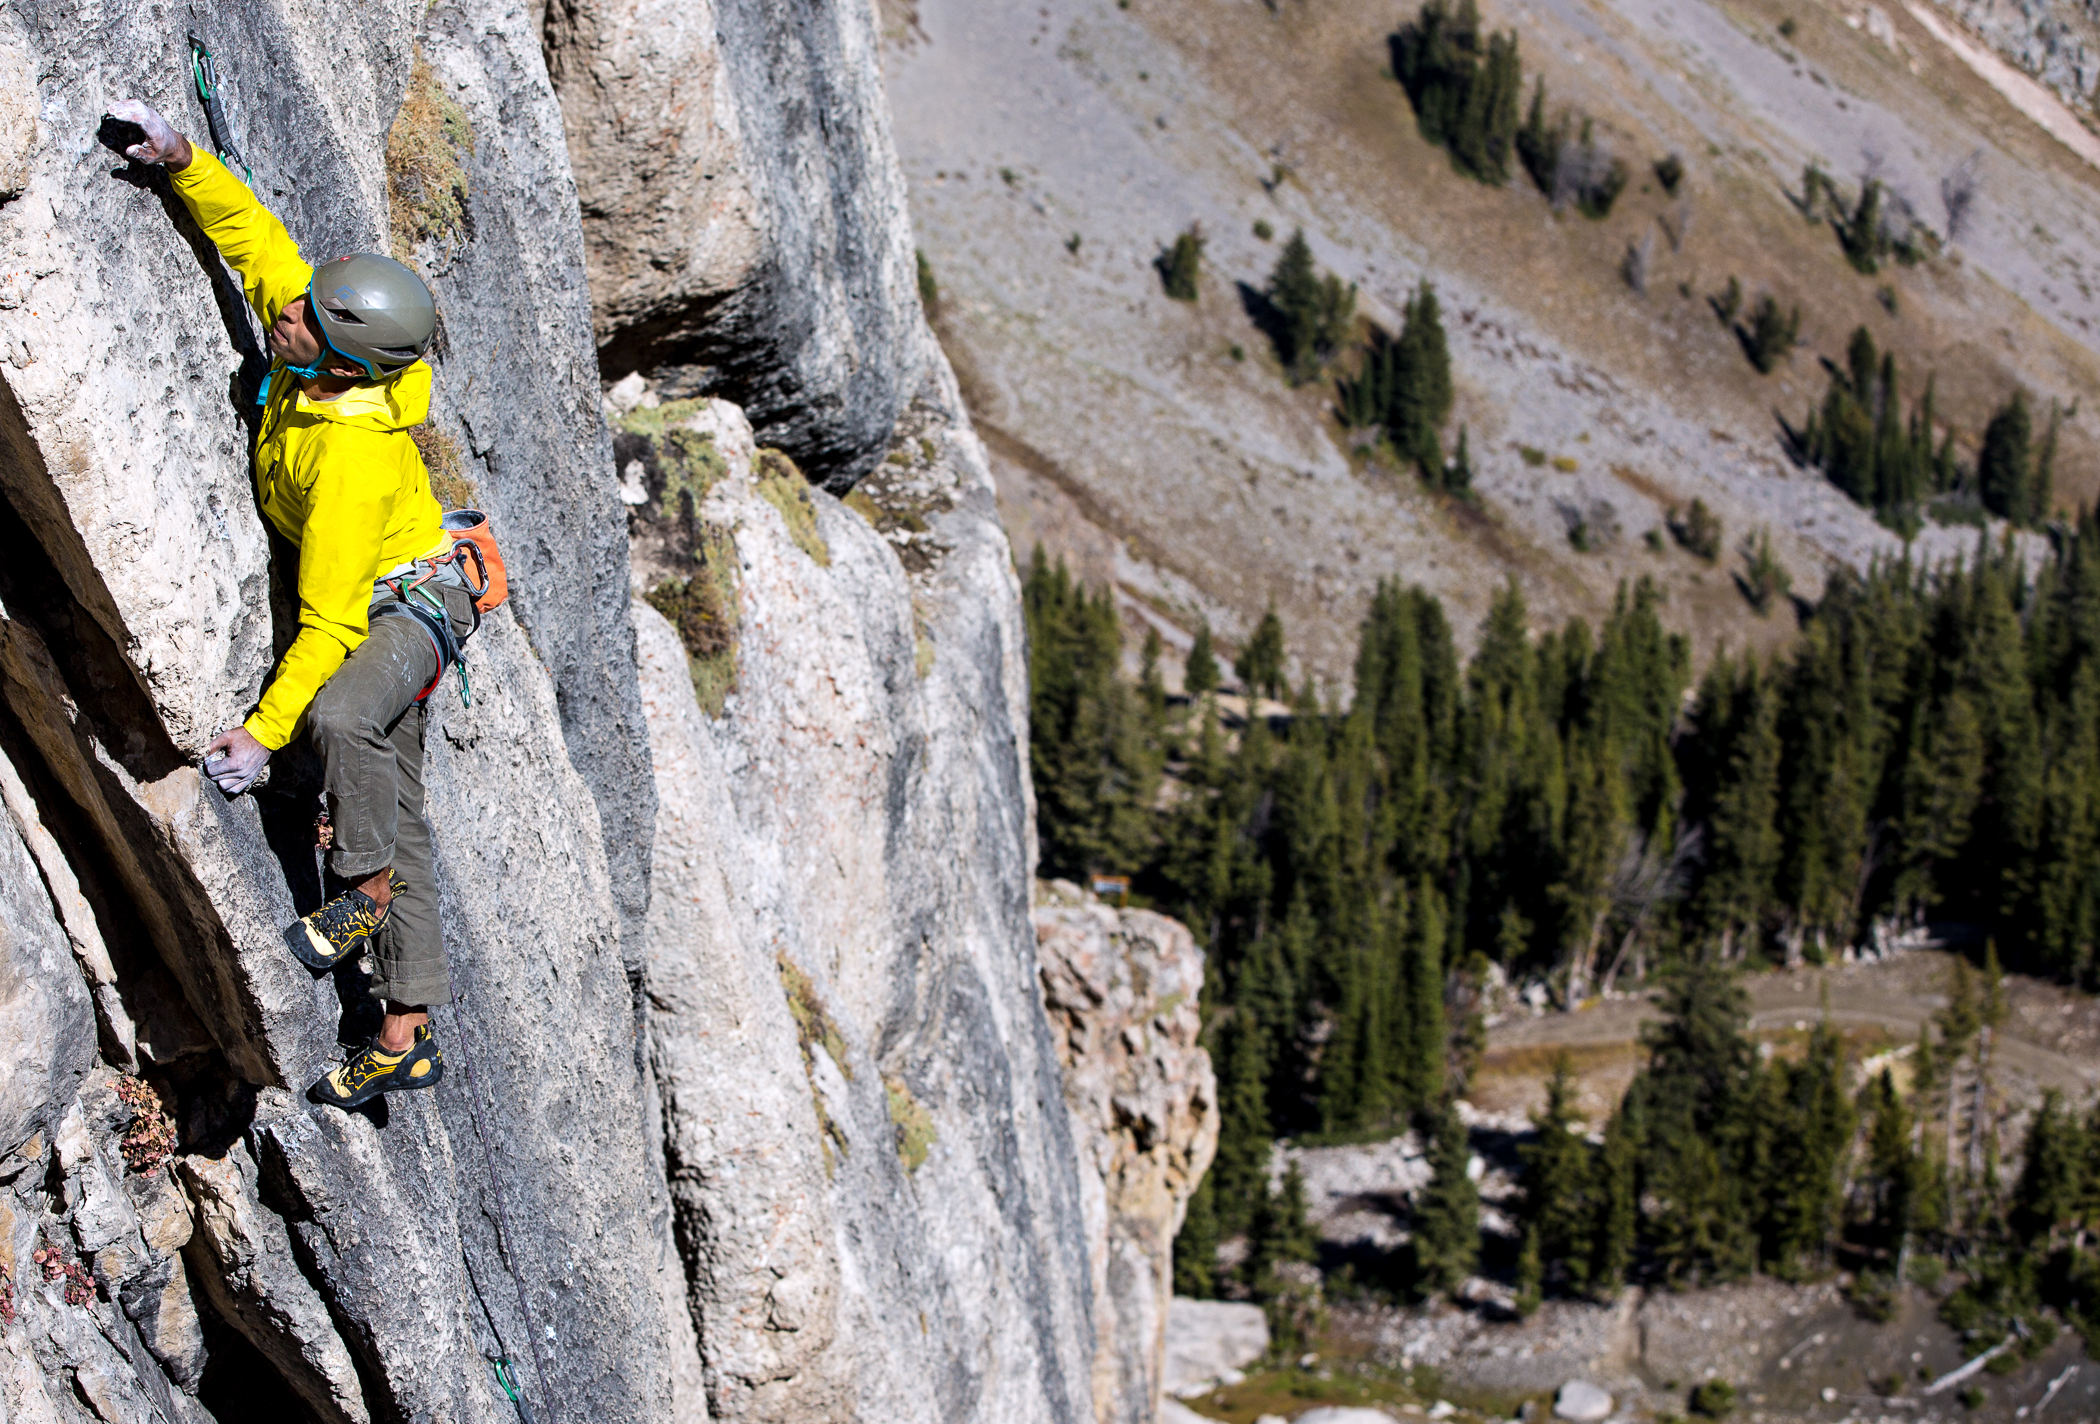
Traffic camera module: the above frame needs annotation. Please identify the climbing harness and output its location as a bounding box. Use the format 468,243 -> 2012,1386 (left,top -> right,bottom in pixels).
445,966 -> 558,1423
187,32 -> 252,184
373,551 -> 479,710
365,509 -> 507,710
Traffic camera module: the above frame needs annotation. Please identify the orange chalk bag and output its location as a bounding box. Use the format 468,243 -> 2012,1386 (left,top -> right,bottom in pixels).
441,509 -> 509,614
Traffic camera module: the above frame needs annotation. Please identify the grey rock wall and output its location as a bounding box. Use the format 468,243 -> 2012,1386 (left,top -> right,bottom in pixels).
631,384 -> 1098,1422
544,0 -> 934,489
0,0 -> 669,1417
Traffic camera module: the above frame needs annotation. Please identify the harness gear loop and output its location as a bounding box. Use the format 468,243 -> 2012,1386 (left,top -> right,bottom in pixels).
187,33 -> 252,185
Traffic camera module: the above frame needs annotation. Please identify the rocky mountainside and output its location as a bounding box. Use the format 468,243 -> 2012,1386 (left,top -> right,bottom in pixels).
0,1 -> 1210,1421
885,0 -> 2100,684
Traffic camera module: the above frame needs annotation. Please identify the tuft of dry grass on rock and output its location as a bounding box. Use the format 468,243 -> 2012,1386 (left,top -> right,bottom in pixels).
754,449 -> 831,566
411,423 -> 478,509
387,48 -> 473,264
646,523 -> 740,716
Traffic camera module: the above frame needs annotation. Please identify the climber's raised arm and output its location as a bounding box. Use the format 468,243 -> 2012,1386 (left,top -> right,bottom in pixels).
107,98 -> 313,329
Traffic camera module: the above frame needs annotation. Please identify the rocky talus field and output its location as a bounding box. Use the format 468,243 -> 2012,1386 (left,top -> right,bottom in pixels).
0,0 -> 1212,1420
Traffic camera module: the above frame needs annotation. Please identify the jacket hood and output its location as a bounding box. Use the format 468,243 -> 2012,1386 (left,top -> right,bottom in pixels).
296,359 -> 432,432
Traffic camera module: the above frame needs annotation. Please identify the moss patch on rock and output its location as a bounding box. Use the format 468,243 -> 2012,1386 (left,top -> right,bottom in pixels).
754,450 -> 830,566
645,523 -> 739,715
387,48 -> 473,263
884,1076 -> 936,1174
615,402 -> 730,518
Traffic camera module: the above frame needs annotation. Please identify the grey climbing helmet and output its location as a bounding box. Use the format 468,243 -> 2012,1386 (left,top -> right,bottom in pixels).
308,254 -> 437,378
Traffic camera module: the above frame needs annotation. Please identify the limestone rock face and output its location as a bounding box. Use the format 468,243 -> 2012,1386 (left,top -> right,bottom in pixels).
0,0 -> 1216,1417
0,0 -> 666,1416
1036,884 -> 1220,1424
544,0 -> 933,488
632,385 -> 1099,1421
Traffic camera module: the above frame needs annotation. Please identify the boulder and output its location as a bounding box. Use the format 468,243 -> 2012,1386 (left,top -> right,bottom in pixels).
1298,1409 -> 1405,1424
1163,1296 -> 1270,1396
1556,1380 -> 1616,1421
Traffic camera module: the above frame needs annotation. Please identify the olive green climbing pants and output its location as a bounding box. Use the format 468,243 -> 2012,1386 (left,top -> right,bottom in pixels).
306,579 -> 475,1008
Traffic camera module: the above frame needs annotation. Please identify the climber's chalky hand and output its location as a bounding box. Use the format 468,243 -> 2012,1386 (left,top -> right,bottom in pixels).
204,726 -> 271,796
105,100 -> 191,169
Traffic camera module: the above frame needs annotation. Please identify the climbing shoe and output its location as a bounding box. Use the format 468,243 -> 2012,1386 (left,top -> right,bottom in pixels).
309,1024 -> 445,1110
283,877 -> 401,971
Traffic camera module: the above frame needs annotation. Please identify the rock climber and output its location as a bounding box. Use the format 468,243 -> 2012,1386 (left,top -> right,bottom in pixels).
109,98 -> 468,1112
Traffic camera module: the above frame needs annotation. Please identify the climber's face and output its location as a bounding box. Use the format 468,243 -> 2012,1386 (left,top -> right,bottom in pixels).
268,297 -> 327,367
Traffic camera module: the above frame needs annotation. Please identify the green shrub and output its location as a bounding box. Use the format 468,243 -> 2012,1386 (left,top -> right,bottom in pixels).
1159,223 -> 1205,301
1742,528 -> 1790,615
1742,294 -> 1799,373
1689,1381 -> 1736,1419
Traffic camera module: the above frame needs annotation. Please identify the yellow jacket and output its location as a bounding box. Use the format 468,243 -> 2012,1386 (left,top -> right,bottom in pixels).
171,151 -> 446,749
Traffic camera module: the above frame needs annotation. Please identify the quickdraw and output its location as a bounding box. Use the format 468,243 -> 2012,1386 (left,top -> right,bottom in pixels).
187,32 -> 252,185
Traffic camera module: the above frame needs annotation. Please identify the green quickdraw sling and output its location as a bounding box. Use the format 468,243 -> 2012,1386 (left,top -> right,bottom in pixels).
188,32 -> 252,184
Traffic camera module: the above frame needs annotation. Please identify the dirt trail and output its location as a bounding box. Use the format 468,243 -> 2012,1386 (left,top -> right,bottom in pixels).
1902,1 -> 2100,171
1479,950 -> 2100,1123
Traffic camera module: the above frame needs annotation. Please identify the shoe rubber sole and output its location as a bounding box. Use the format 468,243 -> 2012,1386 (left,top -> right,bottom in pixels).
309,1048 -> 445,1110
284,919 -> 360,971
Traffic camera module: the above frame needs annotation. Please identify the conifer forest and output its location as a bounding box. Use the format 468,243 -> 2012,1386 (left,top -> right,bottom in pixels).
1024,518 -> 2100,1352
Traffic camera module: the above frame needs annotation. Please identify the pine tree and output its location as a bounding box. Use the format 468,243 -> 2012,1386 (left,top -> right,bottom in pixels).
1516,77 -> 1560,194
1978,390 -> 2034,525
1861,1069 -> 1920,1266
1590,1104 -> 1639,1292
1444,425 -> 1474,494
1519,1052 -> 1596,1294
2010,1089 -> 2085,1251
1388,281 -> 1454,475
1186,623 -> 1220,696
1403,877 -> 1448,1111
1391,0 -> 1523,183
1265,229 -> 1357,384
1244,1162 -> 1318,1293
1237,605 -> 1288,699
1515,1224 -> 1544,1316
1174,1175 -> 1220,1297
1413,1099 -> 1481,1294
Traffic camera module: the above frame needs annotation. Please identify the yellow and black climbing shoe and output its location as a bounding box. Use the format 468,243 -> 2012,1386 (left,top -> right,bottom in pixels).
283,878 -> 402,971
309,1024 -> 445,1110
